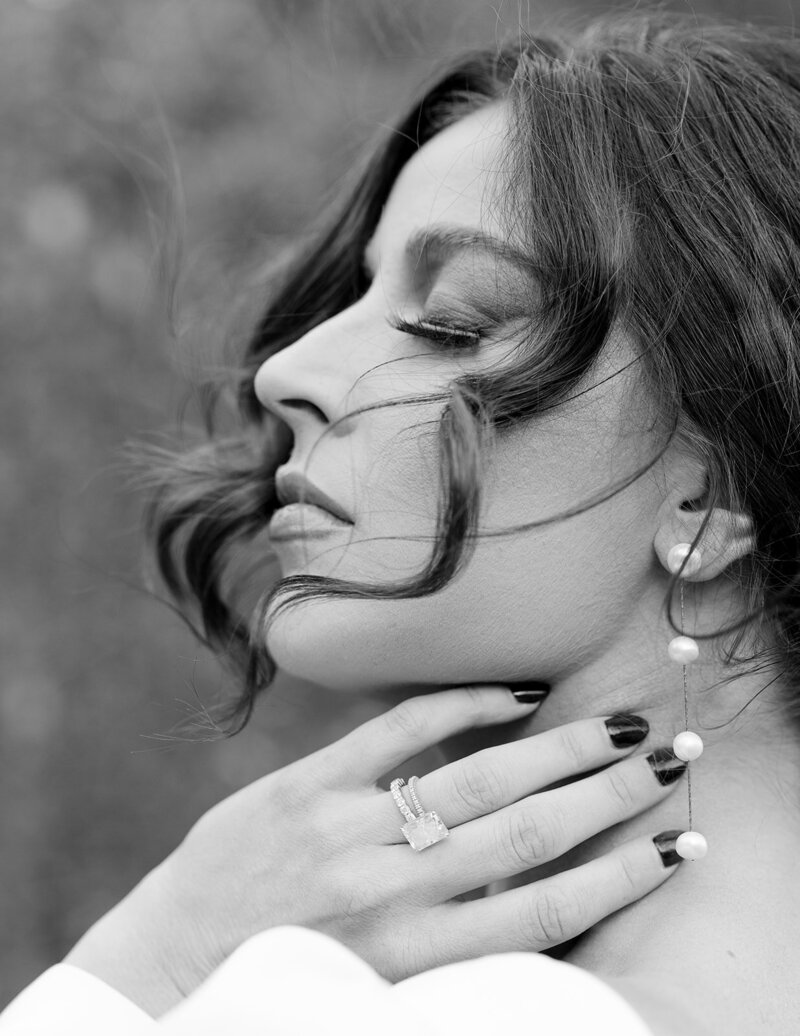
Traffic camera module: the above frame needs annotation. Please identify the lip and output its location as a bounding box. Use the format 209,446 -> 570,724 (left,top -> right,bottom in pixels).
274,469 -> 354,524
268,502 -> 353,541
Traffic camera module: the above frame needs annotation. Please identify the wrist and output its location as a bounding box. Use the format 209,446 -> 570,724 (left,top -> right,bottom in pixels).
63,866 -> 187,1019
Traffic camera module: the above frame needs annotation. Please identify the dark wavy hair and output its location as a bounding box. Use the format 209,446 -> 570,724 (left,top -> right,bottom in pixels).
140,12 -> 800,735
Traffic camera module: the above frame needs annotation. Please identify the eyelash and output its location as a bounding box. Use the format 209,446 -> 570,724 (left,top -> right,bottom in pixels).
358,262 -> 485,350
388,315 -> 485,350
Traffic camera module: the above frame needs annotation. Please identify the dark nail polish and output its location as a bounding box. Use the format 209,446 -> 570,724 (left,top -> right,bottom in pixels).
605,713 -> 649,748
653,829 -> 684,867
647,747 -> 689,786
509,681 -> 551,704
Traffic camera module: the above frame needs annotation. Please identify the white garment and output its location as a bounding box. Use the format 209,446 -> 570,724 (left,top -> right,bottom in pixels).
0,924 -> 655,1035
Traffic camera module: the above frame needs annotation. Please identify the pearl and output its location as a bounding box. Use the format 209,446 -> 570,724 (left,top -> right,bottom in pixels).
676,831 -> 708,860
667,635 -> 700,663
673,730 -> 704,760
667,542 -> 702,577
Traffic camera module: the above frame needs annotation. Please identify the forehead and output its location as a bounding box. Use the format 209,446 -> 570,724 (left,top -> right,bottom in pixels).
368,102 -> 511,261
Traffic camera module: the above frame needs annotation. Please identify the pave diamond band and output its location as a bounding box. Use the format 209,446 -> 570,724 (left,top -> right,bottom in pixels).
390,778 -> 417,824
407,775 -> 425,816
390,777 -> 450,852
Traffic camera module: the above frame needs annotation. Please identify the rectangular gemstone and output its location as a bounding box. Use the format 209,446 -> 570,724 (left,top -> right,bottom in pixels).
401,811 -> 449,851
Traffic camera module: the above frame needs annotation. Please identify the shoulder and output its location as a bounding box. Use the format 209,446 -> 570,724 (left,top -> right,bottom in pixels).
392,945 -> 658,1035
600,974 -> 716,1036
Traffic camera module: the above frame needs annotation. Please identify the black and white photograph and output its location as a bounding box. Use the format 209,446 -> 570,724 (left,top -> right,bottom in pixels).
1,1 -> 799,1032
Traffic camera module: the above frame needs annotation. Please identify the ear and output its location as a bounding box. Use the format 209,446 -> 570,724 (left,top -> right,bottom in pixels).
653,486 -> 755,582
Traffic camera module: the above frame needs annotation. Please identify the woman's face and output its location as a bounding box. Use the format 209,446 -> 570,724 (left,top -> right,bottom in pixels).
253,102 -> 669,697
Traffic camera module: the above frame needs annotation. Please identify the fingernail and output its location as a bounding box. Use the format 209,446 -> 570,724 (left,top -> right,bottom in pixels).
653,829 -> 684,868
605,713 -> 649,748
509,681 -> 551,704
647,747 -> 688,786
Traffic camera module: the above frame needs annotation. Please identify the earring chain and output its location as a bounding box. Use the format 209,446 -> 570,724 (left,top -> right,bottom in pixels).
680,580 -> 694,832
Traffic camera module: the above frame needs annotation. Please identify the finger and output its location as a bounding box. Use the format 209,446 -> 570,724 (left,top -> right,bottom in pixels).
418,749 -> 686,896
315,686 -> 543,787
374,714 -> 649,842
434,831 -> 682,959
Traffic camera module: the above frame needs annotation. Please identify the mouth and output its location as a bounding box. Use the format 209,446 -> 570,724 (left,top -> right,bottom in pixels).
274,468 -> 354,525
268,502 -> 354,541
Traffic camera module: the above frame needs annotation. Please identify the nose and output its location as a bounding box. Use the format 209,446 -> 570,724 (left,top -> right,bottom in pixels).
253,309 -> 361,440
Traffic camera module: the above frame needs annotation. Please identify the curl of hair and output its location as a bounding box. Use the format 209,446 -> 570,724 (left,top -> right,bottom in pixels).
137,12 -> 800,735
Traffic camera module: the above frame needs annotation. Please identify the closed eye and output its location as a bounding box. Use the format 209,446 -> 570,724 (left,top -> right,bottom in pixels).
358,252 -> 486,349
389,315 -> 484,350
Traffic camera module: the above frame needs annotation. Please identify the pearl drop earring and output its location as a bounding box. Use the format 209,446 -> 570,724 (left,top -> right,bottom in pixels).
666,542 -> 708,861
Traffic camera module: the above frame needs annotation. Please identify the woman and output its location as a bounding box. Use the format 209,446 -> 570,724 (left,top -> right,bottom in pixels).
3,11 -> 799,1034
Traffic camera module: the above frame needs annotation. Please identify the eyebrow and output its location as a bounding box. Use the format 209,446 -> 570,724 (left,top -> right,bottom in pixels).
408,225 -> 534,272
364,224 -> 534,276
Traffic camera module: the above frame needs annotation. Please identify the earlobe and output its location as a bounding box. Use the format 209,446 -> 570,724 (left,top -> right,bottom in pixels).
653,490 -> 755,581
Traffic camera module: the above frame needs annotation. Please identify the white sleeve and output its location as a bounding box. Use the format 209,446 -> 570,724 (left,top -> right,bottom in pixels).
158,925 -> 657,1036
0,963 -> 155,1035
1,926 -> 657,1036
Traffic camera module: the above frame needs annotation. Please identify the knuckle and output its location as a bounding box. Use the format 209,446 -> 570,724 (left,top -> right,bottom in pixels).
269,766 -> 316,816
616,851 -> 641,900
329,870 -> 381,919
393,915 -> 443,979
499,807 -> 560,869
328,855 -> 396,920
459,684 -> 493,723
385,700 -> 427,743
454,755 -> 509,815
605,765 -> 639,815
301,743 -> 341,783
559,725 -> 590,772
527,886 -> 580,946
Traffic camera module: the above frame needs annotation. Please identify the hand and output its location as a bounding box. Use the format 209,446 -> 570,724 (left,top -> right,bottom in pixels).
64,685 -> 685,1016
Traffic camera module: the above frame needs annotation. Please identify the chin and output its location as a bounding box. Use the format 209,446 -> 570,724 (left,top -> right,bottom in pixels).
262,590 -> 544,697
264,596 -> 399,692
262,591 -> 456,693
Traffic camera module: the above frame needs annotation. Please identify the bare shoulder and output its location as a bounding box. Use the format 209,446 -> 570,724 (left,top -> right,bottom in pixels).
599,974 -> 716,1036
601,953 -> 798,1036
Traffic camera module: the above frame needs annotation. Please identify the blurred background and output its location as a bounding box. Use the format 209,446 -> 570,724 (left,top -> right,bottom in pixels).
2,0 -> 797,1007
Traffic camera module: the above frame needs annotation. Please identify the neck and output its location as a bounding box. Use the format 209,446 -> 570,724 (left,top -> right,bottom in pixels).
433,582 -> 800,988
559,708 -> 800,974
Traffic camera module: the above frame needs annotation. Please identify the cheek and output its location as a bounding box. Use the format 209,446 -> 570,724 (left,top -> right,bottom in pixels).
265,487 -> 656,692
265,398 -> 661,690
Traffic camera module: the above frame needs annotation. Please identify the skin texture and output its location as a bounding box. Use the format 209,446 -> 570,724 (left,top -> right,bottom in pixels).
255,103 -> 672,691
253,104 -> 800,1034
